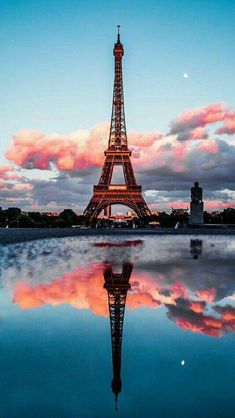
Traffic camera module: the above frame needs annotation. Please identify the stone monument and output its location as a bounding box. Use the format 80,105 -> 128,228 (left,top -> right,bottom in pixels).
189,182 -> 204,225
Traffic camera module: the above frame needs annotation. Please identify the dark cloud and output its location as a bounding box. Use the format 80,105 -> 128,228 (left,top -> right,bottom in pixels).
166,297 -> 222,337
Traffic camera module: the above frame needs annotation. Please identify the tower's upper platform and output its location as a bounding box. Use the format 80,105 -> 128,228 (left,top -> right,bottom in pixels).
113,25 -> 124,58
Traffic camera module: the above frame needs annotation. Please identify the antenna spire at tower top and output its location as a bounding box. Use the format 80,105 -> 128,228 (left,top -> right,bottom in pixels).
117,25 -> 120,42
115,393 -> 118,411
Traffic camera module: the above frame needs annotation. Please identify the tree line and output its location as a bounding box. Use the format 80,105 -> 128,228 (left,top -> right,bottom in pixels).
1,207 -> 235,228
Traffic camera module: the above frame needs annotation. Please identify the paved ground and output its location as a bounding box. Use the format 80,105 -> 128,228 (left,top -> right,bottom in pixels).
0,227 -> 235,244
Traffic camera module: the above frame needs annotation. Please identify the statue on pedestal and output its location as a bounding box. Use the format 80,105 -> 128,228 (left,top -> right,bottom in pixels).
191,182 -> 203,204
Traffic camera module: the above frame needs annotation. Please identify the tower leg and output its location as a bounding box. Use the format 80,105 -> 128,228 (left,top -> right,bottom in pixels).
104,205 -> 112,218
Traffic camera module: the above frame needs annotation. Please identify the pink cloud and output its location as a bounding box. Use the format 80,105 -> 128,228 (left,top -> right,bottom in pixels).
3,102 -> 235,214
189,127 -> 208,140
165,202 -> 189,209
0,165 -> 20,180
170,103 -> 235,141
165,200 -> 234,211
4,109 -> 221,174
6,125 -> 165,172
6,126 -> 108,171
0,181 -> 33,192
197,138 -> 218,154
170,282 -> 189,299
171,103 -> 228,131
216,112 -> 235,135
128,130 -> 163,147
13,183 -> 33,191
204,200 -> 235,210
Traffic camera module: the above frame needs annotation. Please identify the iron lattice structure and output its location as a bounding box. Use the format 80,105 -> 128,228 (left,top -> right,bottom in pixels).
83,27 -> 151,225
103,262 -> 133,408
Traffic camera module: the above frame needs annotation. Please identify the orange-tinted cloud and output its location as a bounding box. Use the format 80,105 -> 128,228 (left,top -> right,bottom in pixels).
175,317 -> 222,337
167,298 -> 235,337
167,298 -> 222,337
12,263 -> 235,339
13,263 -> 110,316
213,305 -> 235,329
12,265 -> 188,314
127,292 -> 160,309
195,288 -> 216,303
190,301 -> 205,314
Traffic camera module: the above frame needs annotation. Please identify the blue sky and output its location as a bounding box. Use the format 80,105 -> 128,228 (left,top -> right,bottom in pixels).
1,0 -> 235,211
1,0 -> 235,141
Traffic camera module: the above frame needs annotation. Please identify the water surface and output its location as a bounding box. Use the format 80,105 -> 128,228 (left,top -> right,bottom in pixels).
0,235 -> 235,418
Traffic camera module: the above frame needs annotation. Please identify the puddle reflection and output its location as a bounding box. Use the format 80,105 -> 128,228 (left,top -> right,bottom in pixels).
1,235 -> 235,415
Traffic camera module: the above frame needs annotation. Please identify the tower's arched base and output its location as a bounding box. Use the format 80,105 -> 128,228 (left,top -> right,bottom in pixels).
83,185 -> 150,226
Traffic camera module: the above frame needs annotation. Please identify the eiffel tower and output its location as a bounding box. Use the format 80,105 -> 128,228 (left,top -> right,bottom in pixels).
83,26 -> 151,225
103,262 -> 133,409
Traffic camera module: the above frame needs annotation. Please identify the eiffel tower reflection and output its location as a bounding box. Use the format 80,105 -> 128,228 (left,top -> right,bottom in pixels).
103,262 -> 133,410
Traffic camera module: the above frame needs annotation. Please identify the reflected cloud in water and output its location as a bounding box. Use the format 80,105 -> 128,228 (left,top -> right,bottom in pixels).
10,237 -> 235,339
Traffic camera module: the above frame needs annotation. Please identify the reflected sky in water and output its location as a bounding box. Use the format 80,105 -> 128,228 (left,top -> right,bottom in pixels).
0,236 -> 235,417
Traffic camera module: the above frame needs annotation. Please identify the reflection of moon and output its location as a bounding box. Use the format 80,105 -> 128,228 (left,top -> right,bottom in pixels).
181,360 -> 186,366
183,73 -> 189,79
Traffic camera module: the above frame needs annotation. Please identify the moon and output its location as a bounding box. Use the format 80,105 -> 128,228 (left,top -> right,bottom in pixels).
181,360 -> 186,366
183,73 -> 189,79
